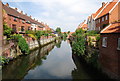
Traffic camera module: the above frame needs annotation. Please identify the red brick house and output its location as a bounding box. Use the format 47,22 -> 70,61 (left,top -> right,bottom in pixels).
95,0 -> 120,31
77,20 -> 88,30
3,3 -> 45,33
99,22 -> 120,79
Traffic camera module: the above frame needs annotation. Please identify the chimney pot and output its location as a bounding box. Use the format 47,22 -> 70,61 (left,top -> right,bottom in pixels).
21,11 -> 23,14
6,3 -> 9,7
15,8 -> 18,11
102,2 -> 105,7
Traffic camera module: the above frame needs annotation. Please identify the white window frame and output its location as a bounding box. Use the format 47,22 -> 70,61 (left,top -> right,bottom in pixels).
106,15 -> 108,20
102,17 -> 104,22
102,37 -> 107,47
117,38 -> 120,50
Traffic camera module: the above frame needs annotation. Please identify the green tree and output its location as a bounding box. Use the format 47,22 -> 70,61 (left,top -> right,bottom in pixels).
35,31 -> 44,47
3,23 -> 12,39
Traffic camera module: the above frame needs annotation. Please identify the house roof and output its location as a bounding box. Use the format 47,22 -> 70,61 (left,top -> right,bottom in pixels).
97,1 -> 118,18
101,22 -> 120,33
77,20 -> 88,29
3,3 -> 44,28
93,2 -> 108,19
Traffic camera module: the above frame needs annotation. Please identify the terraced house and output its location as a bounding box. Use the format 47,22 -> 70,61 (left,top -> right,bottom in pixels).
87,0 -> 120,32
3,3 -> 50,34
77,20 -> 88,31
95,0 -> 120,31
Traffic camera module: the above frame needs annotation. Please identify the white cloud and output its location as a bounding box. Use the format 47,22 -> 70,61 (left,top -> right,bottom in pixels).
3,0 -> 114,32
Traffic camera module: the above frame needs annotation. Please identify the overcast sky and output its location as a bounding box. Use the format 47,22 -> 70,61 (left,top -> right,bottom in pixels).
3,0 -> 112,32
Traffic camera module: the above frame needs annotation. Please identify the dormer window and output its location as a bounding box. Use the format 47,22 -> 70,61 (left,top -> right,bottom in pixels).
22,20 -> 25,24
14,17 -> 17,21
26,21 -> 31,24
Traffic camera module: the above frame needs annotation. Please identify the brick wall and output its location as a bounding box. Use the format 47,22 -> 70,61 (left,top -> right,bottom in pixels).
99,33 -> 120,79
109,3 -> 120,23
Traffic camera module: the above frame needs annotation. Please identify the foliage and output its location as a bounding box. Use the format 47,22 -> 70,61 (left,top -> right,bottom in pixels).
0,56 -> 9,64
12,34 -> 30,54
85,30 -> 98,36
72,28 -> 86,56
56,27 -> 61,33
35,31 -> 44,40
3,23 -> 12,38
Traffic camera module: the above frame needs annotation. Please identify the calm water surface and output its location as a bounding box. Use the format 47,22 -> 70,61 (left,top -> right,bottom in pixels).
2,40 -> 108,80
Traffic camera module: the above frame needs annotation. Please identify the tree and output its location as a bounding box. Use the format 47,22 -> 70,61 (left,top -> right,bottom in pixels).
56,27 -> 61,34
68,31 -> 70,34
35,31 -> 44,47
3,23 -> 12,39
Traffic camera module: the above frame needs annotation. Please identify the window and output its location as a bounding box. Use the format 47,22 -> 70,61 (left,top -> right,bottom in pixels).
102,17 -> 104,21
102,37 -> 107,47
117,38 -> 120,50
106,15 -> 108,20
14,17 -> 17,21
21,26 -> 24,31
99,19 -> 100,23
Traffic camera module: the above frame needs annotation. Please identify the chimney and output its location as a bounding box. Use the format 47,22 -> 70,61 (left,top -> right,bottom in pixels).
34,18 -> 35,20
30,15 -> 32,18
6,3 -> 9,7
25,13 -> 27,15
15,8 -> 18,11
21,11 -> 23,14
102,2 -> 105,7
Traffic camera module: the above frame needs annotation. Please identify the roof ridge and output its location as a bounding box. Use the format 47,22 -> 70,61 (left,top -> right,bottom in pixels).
100,24 -> 112,33
94,2 -> 109,20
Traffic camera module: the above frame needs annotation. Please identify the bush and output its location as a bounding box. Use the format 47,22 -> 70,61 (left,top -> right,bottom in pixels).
12,34 -> 30,54
3,23 -> 12,38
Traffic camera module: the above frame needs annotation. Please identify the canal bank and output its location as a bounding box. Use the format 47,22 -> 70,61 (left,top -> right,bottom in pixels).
1,37 -> 57,65
2,40 -> 111,80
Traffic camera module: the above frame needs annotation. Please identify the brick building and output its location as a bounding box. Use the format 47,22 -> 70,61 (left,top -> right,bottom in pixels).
100,22 -> 120,79
95,0 -> 120,31
77,20 -> 88,31
2,3 -> 48,33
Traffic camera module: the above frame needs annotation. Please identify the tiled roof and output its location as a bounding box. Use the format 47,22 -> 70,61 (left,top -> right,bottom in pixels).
101,22 -> 120,33
3,4 -> 44,28
93,2 -> 108,19
97,1 -> 117,18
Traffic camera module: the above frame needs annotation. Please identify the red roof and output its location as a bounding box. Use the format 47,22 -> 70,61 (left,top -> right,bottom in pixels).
101,22 -> 120,33
97,1 -> 118,18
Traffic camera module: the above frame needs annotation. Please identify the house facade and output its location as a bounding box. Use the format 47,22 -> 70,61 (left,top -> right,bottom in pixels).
3,3 -> 46,34
100,22 -> 120,79
77,20 -> 88,31
95,0 -> 120,31
87,2 -> 108,31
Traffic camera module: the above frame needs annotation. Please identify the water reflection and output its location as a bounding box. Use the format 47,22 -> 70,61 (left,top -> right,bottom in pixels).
2,41 -> 108,80
2,42 -> 55,80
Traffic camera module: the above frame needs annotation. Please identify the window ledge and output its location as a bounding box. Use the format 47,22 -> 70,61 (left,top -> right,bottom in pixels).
102,45 -> 107,48
117,48 -> 120,50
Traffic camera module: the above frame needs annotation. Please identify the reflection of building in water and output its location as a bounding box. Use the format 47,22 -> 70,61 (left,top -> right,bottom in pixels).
2,42 -> 55,80
71,54 -> 108,80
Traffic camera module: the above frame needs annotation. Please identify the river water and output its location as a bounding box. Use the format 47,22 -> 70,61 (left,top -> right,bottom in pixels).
2,40 -> 108,80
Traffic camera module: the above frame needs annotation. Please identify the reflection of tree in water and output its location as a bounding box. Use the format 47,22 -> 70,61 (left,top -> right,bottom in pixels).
71,54 -> 109,80
2,42 -> 55,80
55,40 -> 62,48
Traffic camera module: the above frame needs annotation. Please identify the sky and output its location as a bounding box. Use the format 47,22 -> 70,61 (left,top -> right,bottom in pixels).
3,0 -> 112,32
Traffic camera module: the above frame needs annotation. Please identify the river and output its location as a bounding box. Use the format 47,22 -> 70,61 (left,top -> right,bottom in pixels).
2,40 -> 108,80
